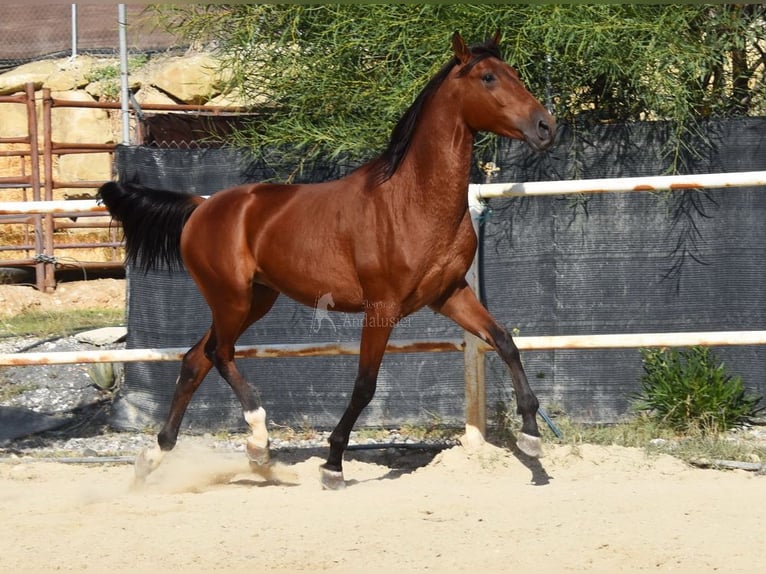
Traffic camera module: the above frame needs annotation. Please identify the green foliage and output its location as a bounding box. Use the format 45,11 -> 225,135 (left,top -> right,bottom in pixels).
85,56 -> 149,102
148,4 -> 766,163
85,64 -> 120,83
635,347 -> 762,434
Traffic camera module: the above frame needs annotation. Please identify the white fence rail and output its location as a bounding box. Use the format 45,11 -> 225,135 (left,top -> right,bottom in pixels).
469,170 -> 766,199
3,170 -> 766,215
2,170 -> 766,436
2,331 -> 765,367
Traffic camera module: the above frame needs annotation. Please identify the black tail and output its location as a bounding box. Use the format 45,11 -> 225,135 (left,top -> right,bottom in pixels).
98,181 -> 201,272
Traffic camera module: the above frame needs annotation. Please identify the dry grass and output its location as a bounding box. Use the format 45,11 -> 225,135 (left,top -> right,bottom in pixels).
0,222 -> 123,266
491,406 -> 765,467
0,307 -> 124,338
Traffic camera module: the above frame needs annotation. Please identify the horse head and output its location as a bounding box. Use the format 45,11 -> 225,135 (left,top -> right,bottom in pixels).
449,31 -> 556,151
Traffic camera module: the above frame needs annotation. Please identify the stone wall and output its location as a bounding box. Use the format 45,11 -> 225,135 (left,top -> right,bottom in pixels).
0,51 -> 243,201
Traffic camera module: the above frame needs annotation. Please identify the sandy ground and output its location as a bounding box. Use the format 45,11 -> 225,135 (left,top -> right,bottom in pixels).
0,439 -> 764,573
0,278 -> 126,318
1,280 -> 764,572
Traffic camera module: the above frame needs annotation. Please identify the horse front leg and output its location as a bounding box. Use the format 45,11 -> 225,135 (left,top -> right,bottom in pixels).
320,312 -> 395,490
431,283 -> 542,457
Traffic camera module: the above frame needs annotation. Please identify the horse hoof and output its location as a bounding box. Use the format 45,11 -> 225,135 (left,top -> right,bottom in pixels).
319,465 -> 346,490
249,459 -> 276,481
516,433 -> 543,458
246,442 -> 270,466
133,445 -> 163,483
130,475 -> 146,491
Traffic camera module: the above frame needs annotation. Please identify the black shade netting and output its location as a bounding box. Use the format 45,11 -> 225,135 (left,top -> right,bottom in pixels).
112,118 -> 766,431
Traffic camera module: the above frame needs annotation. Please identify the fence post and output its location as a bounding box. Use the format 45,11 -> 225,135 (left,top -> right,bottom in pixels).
41,88 -> 56,292
464,185 -> 487,445
24,83 -> 46,291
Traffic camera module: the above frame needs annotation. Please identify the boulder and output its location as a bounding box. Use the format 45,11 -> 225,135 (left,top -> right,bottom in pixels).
0,60 -> 58,95
133,85 -> 178,107
45,55 -> 104,92
57,153 -> 112,190
49,90 -> 112,144
0,99 -> 33,138
209,87 -> 263,107
148,53 -> 222,104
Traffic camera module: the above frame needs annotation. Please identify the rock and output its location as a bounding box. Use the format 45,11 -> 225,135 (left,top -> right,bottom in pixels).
0,56 -> 115,95
83,80 -> 118,101
50,90 -> 112,143
0,60 -> 59,95
45,56 -> 103,91
149,53 -> 222,104
76,327 -> 127,346
133,85 -> 178,107
57,153 -> 112,187
209,88 -> 257,107
0,101 -> 31,139
87,362 -> 119,391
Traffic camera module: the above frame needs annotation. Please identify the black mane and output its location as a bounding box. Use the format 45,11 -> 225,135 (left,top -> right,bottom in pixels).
369,38 -> 503,187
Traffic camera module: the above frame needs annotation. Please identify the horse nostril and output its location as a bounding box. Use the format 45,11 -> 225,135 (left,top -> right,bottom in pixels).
538,120 -> 551,139
535,118 -> 556,148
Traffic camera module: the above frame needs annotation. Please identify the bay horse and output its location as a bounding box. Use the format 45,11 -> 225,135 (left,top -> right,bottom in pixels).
99,31 -> 556,490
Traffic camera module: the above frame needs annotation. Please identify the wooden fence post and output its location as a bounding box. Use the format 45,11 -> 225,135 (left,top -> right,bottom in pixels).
464,187 -> 488,445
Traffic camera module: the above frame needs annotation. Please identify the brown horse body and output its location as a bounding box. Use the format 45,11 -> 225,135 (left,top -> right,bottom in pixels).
100,32 -> 555,489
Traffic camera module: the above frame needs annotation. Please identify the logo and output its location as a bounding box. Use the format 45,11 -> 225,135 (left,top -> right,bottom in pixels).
309,291 -> 413,334
311,292 -> 337,333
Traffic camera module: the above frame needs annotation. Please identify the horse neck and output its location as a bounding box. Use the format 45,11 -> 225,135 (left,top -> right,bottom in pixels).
386,97 -> 475,220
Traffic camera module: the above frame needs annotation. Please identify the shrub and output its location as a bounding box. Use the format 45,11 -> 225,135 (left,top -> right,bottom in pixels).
635,346 -> 762,433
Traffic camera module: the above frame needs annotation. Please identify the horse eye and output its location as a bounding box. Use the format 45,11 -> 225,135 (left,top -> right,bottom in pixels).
481,73 -> 496,84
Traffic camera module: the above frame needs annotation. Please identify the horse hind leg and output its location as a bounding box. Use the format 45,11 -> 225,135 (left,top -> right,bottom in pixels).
206,284 -> 280,473
133,333 -> 214,487
214,355 -> 272,474
134,283 -> 278,486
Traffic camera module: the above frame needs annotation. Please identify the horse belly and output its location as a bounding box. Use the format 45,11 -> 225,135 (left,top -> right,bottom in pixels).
254,240 -> 365,312
257,270 -> 365,312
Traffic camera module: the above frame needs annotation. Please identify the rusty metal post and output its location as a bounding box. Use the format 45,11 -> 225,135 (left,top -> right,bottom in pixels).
41,88 -> 56,292
24,83 -> 46,291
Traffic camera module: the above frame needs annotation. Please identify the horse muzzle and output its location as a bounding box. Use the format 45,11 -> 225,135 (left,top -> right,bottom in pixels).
526,111 -> 557,152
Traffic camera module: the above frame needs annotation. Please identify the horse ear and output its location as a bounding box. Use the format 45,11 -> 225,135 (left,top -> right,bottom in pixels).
451,31 -> 471,64
491,30 -> 502,47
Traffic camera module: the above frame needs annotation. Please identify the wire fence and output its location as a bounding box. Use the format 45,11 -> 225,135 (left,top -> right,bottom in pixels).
0,4 -> 178,73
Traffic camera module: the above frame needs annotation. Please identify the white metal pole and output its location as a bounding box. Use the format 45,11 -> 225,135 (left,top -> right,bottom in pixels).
2,331 -> 766,367
118,4 -> 130,145
471,170 -> 766,199
5,171 -> 765,216
70,4 -> 78,60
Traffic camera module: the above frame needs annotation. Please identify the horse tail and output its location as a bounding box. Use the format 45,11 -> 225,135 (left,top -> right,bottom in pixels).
98,181 -> 203,272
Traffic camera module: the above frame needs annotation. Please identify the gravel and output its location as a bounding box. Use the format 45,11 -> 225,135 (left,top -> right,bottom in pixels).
0,331 -> 136,457
4,331 -> 760,466
0,332 -> 459,463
